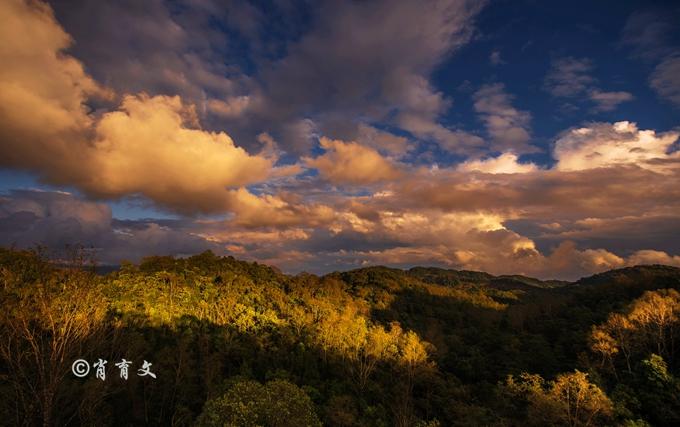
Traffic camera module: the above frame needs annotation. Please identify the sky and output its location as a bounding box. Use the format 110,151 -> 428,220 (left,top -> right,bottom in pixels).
1,0 -> 679,280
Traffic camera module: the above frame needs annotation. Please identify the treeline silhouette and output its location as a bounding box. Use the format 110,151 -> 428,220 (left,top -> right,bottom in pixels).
1,247 -> 680,426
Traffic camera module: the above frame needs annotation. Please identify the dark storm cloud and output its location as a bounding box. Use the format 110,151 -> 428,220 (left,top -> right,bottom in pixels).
48,0 -> 486,155
0,190 -> 221,263
505,215 -> 680,256
50,0 -> 242,102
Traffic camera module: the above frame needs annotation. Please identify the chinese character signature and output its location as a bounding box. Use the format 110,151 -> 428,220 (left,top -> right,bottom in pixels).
72,358 -> 156,380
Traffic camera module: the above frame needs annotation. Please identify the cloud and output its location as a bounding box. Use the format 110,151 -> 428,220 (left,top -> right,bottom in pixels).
279,119 -> 318,153
650,54 -> 680,107
544,57 -> 594,97
0,190 -> 220,263
489,50 -> 505,66
472,83 -> 535,153
620,10 -> 679,108
621,10 -> 678,61
545,57 -> 634,113
256,0 -> 486,154
4,154 -> 680,280
386,71 -> 451,118
0,0 -> 281,215
0,189 -> 326,269
384,71 -> 487,154
207,96 -> 252,118
304,137 -> 402,185
356,124 -> 411,156
227,204 -> 678,279
458,153 -> 538,174
309,218 -> 678,280
392,165 -> 680,224
31,189 -> 680,279
48,0 -> 243,110
348,240 -> 622,280
0,0 -> 108,175
1,1 -> 679,280
553,121 -> 680,172
588,90 -> 634,112
362,122 -> 680,224
507,214 -> 680,256
84,94 -> 274,213
226,188 -> 335,229
396,113 -> 485,154
263,0 -> 483,115
627,250 -> 680,267
230,121 -> 678,278
0,189 -> 111,244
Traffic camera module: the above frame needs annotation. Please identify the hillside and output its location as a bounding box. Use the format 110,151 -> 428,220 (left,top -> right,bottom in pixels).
576,264 -> 680,287
1,247 -> 680,426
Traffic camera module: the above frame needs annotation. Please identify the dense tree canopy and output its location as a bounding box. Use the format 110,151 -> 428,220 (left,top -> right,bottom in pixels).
1,247 -> 680,426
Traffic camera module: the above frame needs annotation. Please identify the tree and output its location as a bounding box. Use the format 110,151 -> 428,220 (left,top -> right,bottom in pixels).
634,354 -> 680,426
354,324 -> 399,390
0,251 -> 108,426
549,371 -> 613,427
194,379 -> 321,427
394,329 -> 433,427
628,290 -> 680,361
589,325 -> 619,375
590,289 -> 680,374
503,371 -> 613,427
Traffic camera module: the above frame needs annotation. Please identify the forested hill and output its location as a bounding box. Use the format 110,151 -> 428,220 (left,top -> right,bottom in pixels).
575,264 -> 680,287
2,247 -> 680,426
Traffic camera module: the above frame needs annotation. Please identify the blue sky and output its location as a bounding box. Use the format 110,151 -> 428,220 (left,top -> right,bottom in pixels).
1,0 -> 679,279
434,0 -> 679,162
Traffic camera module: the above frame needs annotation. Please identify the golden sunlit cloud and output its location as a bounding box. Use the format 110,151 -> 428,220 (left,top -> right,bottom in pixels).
0,0 -> 107,175
458,153 -> 538,174
88,94 -> 274,213
0,0 -> 282,215
227,188 -> 336,228
554,121 -> 680,172
304,137 -> 402,185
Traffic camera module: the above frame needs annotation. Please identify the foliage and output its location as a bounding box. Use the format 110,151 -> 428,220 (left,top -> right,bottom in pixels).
195,379 -> 321,427
502,370 -> 613,426
1,247 -> 680,426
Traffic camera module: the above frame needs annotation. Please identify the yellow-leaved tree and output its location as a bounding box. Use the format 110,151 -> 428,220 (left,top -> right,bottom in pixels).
590,289 -> 680,375
504,370 -> 613,427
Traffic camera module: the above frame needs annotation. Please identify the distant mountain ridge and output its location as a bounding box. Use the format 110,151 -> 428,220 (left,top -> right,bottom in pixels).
575,264 -> 680,286
39,247 -> 680,292
328,263 -> 680,292
406,266 -> 570,290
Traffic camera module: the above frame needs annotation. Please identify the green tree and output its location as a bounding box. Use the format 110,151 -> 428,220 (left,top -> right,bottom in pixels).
194,379 -> 321,427
634,354 -> 680,426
